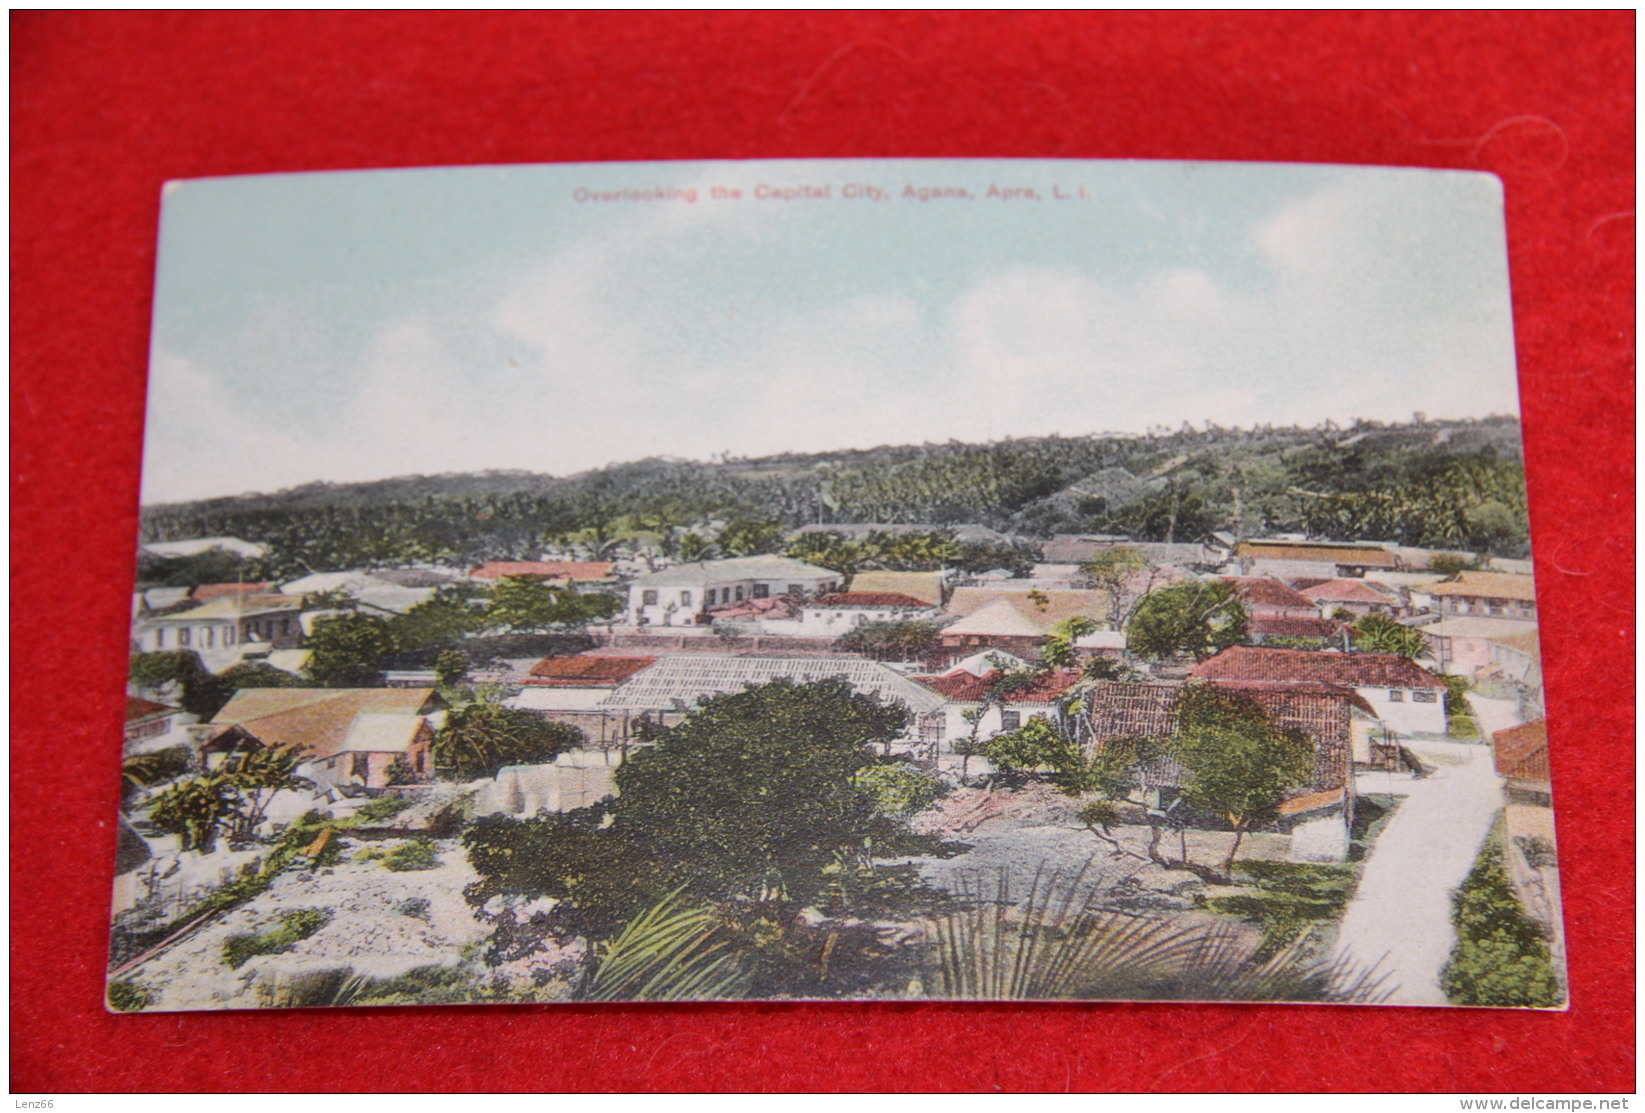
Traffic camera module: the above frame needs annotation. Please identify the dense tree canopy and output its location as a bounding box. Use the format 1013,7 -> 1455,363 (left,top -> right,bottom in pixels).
462,679 -> 908,938
1171,687 -> 1315,879
484,578 -> 621,633
1126,581 -> 1247,661
434,701 -> 585,780
304,613 -> 395,686
139,418 -> 1530,584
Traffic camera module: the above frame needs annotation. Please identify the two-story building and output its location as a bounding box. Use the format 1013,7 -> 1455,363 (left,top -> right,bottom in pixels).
131,594 -> 304,672
624,555 -> 841,627
1421,571 -> 1538,620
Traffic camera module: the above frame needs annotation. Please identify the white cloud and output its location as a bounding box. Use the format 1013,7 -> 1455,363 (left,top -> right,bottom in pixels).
141,168 -> 1520,504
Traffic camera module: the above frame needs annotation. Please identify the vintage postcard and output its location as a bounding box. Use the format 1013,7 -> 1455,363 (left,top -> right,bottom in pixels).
109,159 -> 1564,1011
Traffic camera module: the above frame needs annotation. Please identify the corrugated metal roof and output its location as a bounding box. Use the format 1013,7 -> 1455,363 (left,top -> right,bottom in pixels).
598,654 -> 947,715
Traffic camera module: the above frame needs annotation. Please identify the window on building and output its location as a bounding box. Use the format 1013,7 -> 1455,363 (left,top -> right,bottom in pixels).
1412,690 -> 1438,703
735,586 -> 745,601
226,628 -> 235,645
178,627 -> 191,647
415,751 -> 426,773
680,591 -> 693,606
787,584 -> 802,596
752,583 -> 770,599
281,619 -> 291,635
1388,689 -> 1405,702
351,754 -> 370,779
155,628 -> 166,648
643,590 -> 658,606
1000,711 -> 1022,731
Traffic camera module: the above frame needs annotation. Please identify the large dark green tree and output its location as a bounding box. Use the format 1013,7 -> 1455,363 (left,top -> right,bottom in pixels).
128,650 -> 233,719
304,613 -> 394,686
434,701 -> 585,780
1171,687 -> 1315,880
1125,580 -> 1247,661
484,578 -> 621,633
1082,686 -> 1314,883
462,679 -> 907,938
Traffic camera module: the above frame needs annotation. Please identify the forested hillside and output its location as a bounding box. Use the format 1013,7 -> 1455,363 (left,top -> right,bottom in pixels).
139,415 -> 1529,580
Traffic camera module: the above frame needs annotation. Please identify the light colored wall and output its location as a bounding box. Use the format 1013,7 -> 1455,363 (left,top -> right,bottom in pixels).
1358,686 -> 1447,735
627,573 -> 842,626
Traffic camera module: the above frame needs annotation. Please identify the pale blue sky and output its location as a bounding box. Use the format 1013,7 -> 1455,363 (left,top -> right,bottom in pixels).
142,159 -> 1520,505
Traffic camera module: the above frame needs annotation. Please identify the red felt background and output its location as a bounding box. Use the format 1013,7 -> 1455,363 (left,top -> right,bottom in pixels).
10,11 -> 1634,1095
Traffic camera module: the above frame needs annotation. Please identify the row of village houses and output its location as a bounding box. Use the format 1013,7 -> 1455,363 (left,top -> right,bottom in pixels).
127,533 -> 1545,853
127,637 -> 1532,864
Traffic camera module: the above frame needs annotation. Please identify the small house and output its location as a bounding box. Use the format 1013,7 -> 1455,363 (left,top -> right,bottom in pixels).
1189,645 -> 1448,736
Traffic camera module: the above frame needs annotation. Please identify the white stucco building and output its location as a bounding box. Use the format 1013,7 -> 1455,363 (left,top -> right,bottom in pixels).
624,555 -> 841,627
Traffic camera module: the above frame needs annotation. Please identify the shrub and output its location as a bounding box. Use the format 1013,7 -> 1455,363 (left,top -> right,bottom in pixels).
396,897 -> 432,919
853,762 -> 943,820
1440,837 -> 1563,1008
352,846 -> 386,863
356,795 -> 411,822
382,840 -> 439,872
106,980 -> 152,1012
222,908 -> 332,969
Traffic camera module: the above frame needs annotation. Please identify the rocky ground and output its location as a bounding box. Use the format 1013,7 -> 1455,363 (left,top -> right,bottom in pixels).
905,783 -> 1291,912
117,832 -> 581,1012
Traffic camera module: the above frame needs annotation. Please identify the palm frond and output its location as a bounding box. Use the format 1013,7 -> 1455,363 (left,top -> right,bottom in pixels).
576,890 -> 750,1002
923,863 -> 1393,1003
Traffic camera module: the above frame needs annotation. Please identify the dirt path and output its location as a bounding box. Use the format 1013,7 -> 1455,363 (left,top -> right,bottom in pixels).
1331,739 -> 1503,1005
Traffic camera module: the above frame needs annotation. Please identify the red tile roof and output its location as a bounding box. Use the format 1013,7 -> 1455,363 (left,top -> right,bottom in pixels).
190,582 -> 272,601
811,592 -> 932,609
1247,615 -> 1351,638
126,696 -> 177,722
1222,576 -> 1319,610
525,655 -> 657,686
913,669 -> 1083,704
470,561 -> 615,581
709,595 -> 803,620
1493,720 -> 1550,782
1084,679 -> 1360,791
1191,645 -> 1445,688
1300,579 -> 1399,605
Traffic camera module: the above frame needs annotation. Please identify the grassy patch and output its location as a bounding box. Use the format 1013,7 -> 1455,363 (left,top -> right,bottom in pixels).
106,980 -> 152,1012
1347,794 -> 1400,862
1202,861 -> 1358,960
355,795 -> 412,823
222,908 -> 332,969
382,840 -> 439,872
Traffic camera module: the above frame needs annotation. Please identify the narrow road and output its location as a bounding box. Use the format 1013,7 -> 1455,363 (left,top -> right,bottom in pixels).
1331,738 -> 1503,1005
